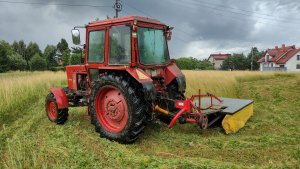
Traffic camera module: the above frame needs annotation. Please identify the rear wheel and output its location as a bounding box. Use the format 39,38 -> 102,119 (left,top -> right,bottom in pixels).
96,86 -> 128,132
45,93 -> 69,124
89,74 -> 146,144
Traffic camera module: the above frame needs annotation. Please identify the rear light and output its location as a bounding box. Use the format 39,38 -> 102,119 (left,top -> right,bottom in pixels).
175,100 -> 185,109
178,102 -> 184,106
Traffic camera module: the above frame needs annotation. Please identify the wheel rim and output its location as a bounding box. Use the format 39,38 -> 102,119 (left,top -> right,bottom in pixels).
95,86 -> 129,133
47,101 -> 57,120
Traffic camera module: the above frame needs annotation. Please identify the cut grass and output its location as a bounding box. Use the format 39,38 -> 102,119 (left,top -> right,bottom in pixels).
0,71 -> 299,168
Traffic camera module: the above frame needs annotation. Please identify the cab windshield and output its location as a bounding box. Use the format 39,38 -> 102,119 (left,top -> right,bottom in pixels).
138,27 -> 169,65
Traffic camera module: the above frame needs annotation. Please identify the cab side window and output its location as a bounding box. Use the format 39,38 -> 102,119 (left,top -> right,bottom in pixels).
109,26 -> 131,65
88,30 -> 105,63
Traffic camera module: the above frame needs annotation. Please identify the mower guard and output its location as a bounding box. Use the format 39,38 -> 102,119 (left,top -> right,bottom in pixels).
163,92 -> 254,134
201,97 -> 254,134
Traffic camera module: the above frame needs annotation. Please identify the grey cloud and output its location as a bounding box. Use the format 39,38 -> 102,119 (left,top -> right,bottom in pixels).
0,0 -> 299,59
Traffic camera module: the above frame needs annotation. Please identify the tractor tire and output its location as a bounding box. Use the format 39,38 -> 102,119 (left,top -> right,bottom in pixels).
89,74 -> 146,144
45,93 -> 69,124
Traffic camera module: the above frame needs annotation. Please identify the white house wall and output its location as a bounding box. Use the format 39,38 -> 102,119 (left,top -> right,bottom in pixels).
264,52 -> 269,62
208,57 -> 225,69
274,63 -> 281,67
213,60 -> 224,69
285,51 -> 300,71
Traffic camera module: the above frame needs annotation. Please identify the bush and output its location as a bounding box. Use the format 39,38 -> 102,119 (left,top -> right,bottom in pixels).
30,54 -> 47,71
44,45 -> 58,69
176,57 -> 199,70
221,53 -> 248,70
61,50 -> 70,66
69,53 -> 82,65
49,66 -> 65,71
8,53 -> 27,70
0,41 -> 11,73
176,57 -> 214,70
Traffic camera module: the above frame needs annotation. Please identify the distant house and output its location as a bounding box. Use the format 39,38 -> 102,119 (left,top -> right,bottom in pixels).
258,44 -> 300,71
208,53 -> 231,69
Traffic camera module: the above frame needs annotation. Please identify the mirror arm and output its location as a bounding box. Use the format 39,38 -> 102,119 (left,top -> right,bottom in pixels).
80,48 -> 83,65
73,26 -> 86,29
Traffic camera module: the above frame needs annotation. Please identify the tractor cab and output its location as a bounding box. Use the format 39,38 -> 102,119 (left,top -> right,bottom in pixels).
68,16 -> 185,100
72,16 -> 172,68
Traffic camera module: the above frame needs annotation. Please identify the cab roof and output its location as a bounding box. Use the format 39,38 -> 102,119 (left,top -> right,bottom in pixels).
88,16 -> 166,27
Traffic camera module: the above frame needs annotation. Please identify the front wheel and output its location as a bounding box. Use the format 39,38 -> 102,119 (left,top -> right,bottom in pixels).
89,74 -> 146,144
45,93 -> 69,124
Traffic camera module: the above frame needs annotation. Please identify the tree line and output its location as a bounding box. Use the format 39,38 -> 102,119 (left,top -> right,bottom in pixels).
175,47 -> 264,70
175,57 -> 214,70
0,39 -> 82,73
0,40 -> 264,72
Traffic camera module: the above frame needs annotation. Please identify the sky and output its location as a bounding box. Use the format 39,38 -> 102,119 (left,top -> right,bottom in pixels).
0,0 -> 300,60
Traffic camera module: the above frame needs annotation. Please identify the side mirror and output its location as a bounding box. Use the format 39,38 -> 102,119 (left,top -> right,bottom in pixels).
166,26 -> 174,41
71,29 -> 81,45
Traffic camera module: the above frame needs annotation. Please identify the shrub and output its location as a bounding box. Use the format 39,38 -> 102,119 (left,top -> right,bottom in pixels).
49,66 -> 65,71
30,54 -> 47,71
8,53 -> 27,70
0,41 -> 11,73
69,53 -> 82,65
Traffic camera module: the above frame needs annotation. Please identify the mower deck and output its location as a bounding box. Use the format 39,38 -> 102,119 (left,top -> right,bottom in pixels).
186,96 -> 254,133
197,97 -> 254,115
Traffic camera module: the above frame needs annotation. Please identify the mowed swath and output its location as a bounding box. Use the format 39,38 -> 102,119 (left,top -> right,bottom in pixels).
0,71 -> 299,168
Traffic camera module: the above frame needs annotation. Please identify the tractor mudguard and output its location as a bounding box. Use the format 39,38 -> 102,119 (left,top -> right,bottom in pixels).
141,81 -> 156,101
125,68 -> 156,101
49,88 -> 68,109
164,63 -> 186,92
175,76 -> 186,92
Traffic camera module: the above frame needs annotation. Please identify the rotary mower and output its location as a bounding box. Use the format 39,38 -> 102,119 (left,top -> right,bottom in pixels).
45,16 -> 253,143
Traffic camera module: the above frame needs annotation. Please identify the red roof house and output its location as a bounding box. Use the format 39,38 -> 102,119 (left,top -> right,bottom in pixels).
258,44 -> 300,71
208,53 -> 231,69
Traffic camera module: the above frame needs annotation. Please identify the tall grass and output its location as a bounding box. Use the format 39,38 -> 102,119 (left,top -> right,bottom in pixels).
0,71 -> 66,128
183,70 -> 275,97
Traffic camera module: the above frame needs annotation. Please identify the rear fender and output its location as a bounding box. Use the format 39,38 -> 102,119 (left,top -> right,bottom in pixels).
125,68 -> 156,101
165,63 -> 186,92
49,88 -> 68,109
125,68 -> 152,83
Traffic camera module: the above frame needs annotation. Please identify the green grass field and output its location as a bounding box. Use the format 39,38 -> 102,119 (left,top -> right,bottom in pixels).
0,71 -> 299,169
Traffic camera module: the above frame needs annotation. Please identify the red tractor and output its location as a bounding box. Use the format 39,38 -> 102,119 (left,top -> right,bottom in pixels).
46,16 -> 253,143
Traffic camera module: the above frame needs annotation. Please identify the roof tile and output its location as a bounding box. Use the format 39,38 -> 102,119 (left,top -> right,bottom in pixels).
209,54 -> 231,60
257,45 -> 298,64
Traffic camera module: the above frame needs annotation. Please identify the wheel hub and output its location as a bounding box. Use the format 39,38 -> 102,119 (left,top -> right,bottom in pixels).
95,86 -> 129,133
106,99 -> 125,121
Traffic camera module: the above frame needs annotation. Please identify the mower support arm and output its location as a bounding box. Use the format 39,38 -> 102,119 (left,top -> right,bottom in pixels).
168,94 -> 223,128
